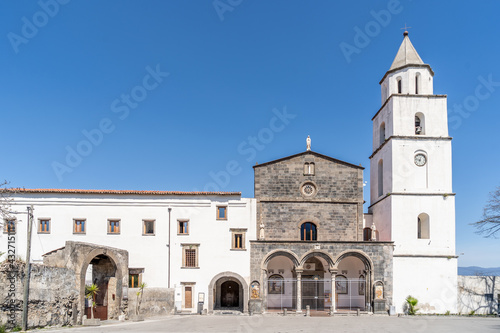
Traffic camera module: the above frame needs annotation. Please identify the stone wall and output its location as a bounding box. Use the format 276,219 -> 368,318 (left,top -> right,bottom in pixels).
260,202 -> 359,241
458,275 -> 499,315
127,288 -> 174,317
0,260 -> 78,329
254,152 -> 364,241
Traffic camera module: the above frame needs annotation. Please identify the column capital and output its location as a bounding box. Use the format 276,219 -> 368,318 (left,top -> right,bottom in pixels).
295,268 -> 304,274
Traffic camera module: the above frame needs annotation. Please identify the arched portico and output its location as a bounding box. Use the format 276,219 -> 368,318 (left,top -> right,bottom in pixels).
208,271 -> 249,313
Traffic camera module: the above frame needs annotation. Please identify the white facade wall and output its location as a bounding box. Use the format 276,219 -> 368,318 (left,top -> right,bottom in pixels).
393,257 -> 457,313
1,192 -> 256,313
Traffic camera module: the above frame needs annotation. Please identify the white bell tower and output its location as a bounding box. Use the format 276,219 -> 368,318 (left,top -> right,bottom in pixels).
369,31 -> 457,313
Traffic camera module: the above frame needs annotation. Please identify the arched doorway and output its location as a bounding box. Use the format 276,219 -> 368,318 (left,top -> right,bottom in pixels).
83,254 -> 118,320
221,281 -> 239,307
208,272 -> 248,313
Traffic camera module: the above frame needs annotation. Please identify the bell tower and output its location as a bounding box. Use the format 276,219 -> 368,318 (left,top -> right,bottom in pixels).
369,31 -> 457,313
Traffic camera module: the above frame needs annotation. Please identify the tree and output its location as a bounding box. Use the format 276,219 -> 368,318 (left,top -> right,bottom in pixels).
136,282 -> 147,316
0,181 -> 15,226
85,284 -> 99,319
472,186 -> 500,238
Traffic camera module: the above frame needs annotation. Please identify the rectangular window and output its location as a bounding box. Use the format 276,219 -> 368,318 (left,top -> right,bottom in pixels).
38,219 -> 50,234
182,244 -> 199,268
108,220 -> 120,234
73,219 -> 86,234
485,293 -> 493,302
143,220 -> 155,235
129,274 -> 140,288
231,228 -> 247,250
128,268 -> 144,288
178,219 -> 189,235
4,220 -> 16,233
217,206 -> 227,220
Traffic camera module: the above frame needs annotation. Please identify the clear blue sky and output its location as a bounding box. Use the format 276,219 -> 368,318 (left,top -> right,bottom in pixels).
1,1 -> 499,267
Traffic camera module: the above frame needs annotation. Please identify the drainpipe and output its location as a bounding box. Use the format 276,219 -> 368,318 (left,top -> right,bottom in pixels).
168,207 -> 172,288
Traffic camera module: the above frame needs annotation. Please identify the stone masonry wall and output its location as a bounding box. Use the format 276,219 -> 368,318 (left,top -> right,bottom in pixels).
127,287 -> 175,318
0,260 -> 78,329
254,152 -> 364,241
261,202 -> 359,241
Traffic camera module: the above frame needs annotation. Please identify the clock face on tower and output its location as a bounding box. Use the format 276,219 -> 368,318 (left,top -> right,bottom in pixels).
414,153 -> 427,167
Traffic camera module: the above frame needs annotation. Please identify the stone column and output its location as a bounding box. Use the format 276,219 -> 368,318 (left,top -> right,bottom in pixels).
296,269 -> 303,313
261,269 -> 268,312
329,268 -> 338,313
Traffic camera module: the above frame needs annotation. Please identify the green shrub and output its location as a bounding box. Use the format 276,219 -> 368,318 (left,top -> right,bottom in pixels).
445,310 -> 450,316
406,295 -> 418,315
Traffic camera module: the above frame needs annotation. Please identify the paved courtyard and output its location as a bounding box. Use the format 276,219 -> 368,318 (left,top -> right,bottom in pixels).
41,315 -> 500,333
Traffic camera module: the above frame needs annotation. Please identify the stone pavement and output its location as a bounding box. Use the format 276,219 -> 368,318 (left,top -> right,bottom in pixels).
40,315 -> 500,333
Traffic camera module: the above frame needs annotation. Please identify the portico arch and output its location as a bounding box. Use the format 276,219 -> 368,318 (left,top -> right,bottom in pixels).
261,249 -> 300,269
300,250 -> 335,269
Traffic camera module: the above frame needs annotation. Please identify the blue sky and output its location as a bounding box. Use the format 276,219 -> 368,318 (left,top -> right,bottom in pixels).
1,0 -> 499,267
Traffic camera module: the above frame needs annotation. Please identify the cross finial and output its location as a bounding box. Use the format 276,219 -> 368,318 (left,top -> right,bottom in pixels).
401,23 -> 411,36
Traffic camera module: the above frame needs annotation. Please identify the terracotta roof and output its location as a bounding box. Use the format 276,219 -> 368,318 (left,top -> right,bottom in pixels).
11,188 -> 241,196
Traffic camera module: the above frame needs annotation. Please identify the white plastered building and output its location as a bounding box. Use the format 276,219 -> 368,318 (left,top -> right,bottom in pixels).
2,189 -> 256,314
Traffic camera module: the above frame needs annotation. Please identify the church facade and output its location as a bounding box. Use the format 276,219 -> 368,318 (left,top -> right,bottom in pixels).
1,32 -> 457,318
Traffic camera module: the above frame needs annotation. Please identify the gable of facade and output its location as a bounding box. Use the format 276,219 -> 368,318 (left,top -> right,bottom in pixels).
254,151 -> 364,241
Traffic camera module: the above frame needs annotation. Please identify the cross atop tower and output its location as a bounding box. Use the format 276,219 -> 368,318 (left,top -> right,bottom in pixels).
401,23 -> 412,36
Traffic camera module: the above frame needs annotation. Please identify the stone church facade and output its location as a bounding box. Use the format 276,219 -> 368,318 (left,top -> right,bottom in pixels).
249,151 -> 393,313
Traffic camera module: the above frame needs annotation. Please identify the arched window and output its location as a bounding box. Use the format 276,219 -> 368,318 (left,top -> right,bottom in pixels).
397,78 -> 402,94
304,162 -> 315,175
415,113 -> 425,135
415,73 -> 420,94
301,222 -> 317,241
379,122 -> 386,146
363,227 -> 371,241
378,159 -> 383,197
417,213 -> 430,239
304,162 -> 314,176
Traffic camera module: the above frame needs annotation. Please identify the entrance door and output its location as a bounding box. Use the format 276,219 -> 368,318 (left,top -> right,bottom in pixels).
221,281 -> 239,307
185,287 -> 192,308
302,276 -> 325,310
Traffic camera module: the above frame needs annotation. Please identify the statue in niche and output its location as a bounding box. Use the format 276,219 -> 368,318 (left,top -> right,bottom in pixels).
259,222 -> 265,240
306,135 -> 311,151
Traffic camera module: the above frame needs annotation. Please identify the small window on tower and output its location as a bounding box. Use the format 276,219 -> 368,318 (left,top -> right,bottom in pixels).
397,78 -> 402,94
415,73 -> 420,94
379,122 -> 386,146
415,113 -> 425,135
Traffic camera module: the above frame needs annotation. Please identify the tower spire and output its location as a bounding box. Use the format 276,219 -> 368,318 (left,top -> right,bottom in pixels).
389,29 -> 423,71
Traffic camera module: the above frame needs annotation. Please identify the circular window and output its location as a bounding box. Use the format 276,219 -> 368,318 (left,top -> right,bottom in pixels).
301,183 -> 316,197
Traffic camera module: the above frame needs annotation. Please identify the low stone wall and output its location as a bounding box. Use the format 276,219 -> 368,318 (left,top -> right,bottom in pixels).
0,260 -> 78,329
127,287 -> 175,318
458,275 -> 499,315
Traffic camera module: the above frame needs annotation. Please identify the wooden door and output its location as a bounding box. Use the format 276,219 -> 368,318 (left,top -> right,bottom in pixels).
185,287 -> 192,308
